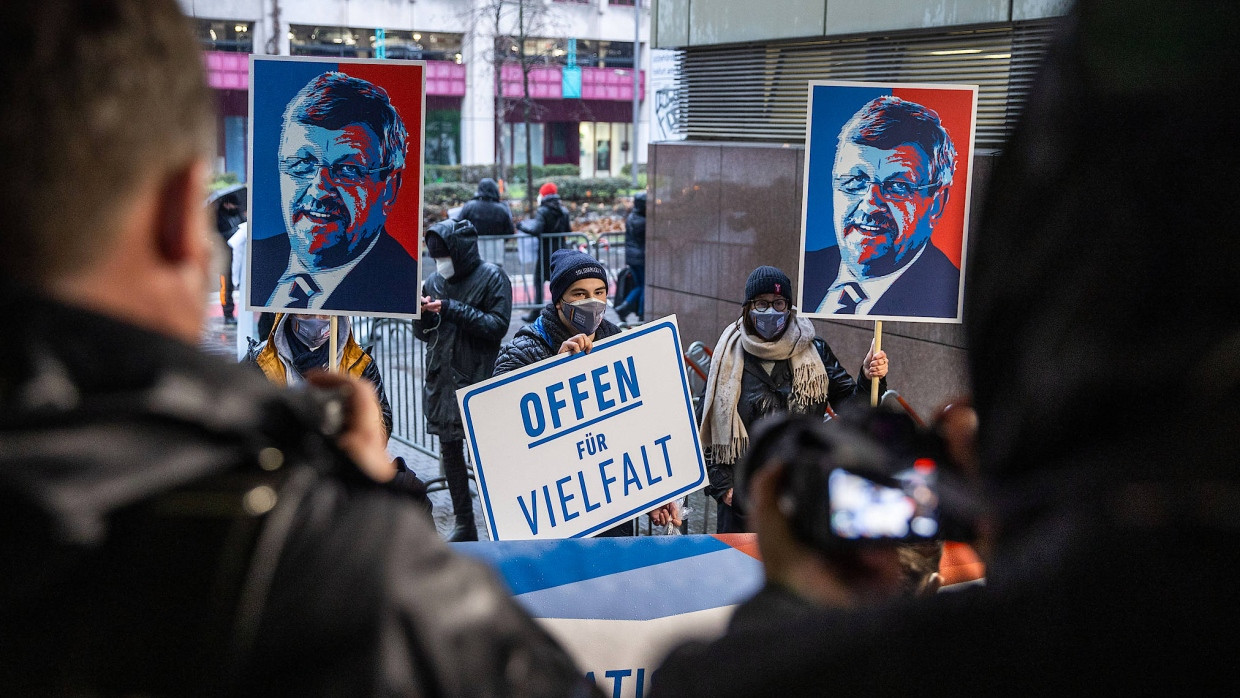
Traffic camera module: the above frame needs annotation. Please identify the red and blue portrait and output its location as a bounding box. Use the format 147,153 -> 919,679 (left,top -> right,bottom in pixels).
798,81 -> 977,322
246,56 -> 424,318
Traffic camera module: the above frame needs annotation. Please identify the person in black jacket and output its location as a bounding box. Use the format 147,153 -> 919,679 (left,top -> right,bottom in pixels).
520,182 -> 573,321
415,218 -> 513,541
458,178 -> 515,238
655,3 -> 1240,695
495,249 -> 679,535
614,191 -> 646,322
698,266 -> 888,533
0,2 -> 596,695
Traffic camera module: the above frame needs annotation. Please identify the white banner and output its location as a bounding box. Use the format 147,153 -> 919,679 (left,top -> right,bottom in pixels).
459,316 -> 707,540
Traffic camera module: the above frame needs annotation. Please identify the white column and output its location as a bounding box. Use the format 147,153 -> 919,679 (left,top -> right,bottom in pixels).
460,23 -> 497,166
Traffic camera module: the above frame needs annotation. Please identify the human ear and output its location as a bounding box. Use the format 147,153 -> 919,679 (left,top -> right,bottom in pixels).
155,159 -> 210,264
926,186 -> 950,224
381,169 -> 403,216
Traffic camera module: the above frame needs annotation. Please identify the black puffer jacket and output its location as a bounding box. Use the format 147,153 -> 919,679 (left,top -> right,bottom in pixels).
457,178 -> 515,238
494,304 -> 621,377
414,220 -> 513,440
624,193 -> 646,269
0,288 -> 595,697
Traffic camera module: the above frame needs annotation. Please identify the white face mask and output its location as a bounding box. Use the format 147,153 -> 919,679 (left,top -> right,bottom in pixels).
435,257 -> 455,279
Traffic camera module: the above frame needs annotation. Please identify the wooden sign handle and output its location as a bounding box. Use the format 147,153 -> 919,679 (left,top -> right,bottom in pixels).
870,320 -> 883,407
329,316 -> 340,374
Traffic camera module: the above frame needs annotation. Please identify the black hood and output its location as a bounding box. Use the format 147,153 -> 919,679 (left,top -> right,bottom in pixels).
632,192 -> 646,216
965,1 -> 1240,506
427,219 -> 481,279
474,178 -> 501,201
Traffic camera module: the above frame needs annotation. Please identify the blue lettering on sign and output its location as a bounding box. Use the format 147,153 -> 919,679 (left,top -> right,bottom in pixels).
521,356 -> 645,449
515,434 -> 676,535
591,365 -> 615,410
584,667 -> 647,698
546,381 -> 568,429
521,393 -> 545,437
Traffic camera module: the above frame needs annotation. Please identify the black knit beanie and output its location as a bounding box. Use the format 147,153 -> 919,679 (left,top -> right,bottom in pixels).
549,248 -> 608,301
745,266 -> 793,303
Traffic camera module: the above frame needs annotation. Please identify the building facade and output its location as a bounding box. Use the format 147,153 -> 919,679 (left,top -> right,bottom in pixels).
182,0 -> 651,181
647,0 -> 1071,419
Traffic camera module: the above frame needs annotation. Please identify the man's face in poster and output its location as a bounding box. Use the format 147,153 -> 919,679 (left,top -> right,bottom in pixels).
832,139 -> 946,279
278,119 -> 401,271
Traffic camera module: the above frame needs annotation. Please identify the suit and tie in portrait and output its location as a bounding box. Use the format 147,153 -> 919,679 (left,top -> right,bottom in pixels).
247,58 -> 425,318
798,83 -> 977,322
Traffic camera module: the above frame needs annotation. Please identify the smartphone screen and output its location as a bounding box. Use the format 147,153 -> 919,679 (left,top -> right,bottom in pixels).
827,461 -> 940,541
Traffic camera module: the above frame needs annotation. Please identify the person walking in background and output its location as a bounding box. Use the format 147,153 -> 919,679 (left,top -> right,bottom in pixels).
415,219 -> 513,541
214,191 -> 244,324
245,312 -> 393,438
699,265 -> 888,534
458,177 -> 515,238
457,177 -> 514,266
520,181 -> 573,322
614,191 -> 646,323
495,248 -> 679,535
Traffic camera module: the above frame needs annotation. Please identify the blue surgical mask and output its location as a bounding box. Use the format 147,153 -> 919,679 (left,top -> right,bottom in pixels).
749,308 -> 789,341
435,257 -> 455,279
562,298 -> 607,335
293,317 -> 332,349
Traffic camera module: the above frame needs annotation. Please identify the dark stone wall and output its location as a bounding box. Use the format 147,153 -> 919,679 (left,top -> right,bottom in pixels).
647,140 -> 997,421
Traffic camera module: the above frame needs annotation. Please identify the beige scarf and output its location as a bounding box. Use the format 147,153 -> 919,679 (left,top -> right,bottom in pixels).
698,312 -> 829,464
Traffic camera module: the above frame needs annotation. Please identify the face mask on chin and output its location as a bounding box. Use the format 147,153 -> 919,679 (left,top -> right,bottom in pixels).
562,298 -> 607,335
435,257 -> 455,279
749,308 -> 789,341
293,316 -> 332,350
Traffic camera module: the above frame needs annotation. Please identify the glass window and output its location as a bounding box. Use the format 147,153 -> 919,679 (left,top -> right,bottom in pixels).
426,110 -> 462,166
290,26 -> 462,61
196,19 -> 253,53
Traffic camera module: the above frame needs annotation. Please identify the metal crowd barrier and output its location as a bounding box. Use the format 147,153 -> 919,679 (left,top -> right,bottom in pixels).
476,232 -> 627,309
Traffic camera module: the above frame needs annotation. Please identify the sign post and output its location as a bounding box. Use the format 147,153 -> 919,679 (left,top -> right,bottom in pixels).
459,316 -> 707,540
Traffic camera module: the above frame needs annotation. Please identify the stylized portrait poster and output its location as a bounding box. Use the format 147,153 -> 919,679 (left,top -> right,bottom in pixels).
798,81 -> 977,323
246,56 -> 424,318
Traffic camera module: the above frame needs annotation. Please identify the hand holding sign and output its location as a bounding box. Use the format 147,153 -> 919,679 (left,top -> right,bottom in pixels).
558,333 -> 594,356
863,338 -> 889,380
460,317 -> 707,540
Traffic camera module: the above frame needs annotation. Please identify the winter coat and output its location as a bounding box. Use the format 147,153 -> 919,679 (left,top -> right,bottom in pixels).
520,194 -> 572,239
493,304 -> 622,377
245,313 -> 393,437
457,178 -> 515,238
704,336 -> 882,501
414,220 -> 513,440
0,287 -> 595,697
625,193 -> 646,269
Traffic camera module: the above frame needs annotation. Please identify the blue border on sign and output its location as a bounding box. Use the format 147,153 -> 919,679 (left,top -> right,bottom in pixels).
460,319 -> 708,540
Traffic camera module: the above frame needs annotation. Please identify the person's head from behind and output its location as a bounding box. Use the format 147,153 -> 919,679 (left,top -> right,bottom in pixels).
736,413 -> 942,607
548,249 -> 608,337
1,0 -> 214,342
279,72 -> 408,271
832,95 -> 956,279
538,181 -> 558,205
741,266 -> 794,342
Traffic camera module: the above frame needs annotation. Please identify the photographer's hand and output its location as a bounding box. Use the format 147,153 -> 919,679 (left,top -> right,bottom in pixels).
305,371 -> 396,483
